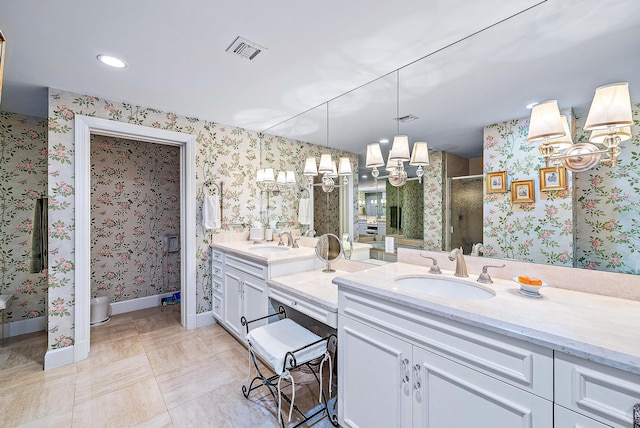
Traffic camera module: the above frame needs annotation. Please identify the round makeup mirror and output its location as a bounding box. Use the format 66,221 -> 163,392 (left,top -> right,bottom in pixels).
315,233 -> 342,272
342,233 -> 353,260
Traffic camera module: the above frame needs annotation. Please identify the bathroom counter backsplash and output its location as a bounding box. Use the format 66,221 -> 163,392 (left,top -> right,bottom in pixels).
400,248 -> 640,301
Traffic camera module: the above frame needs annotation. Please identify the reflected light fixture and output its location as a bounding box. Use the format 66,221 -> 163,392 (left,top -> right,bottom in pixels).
366,69 -> 430,187
255,135 -> 296,196
528,82 -> 633,172
303,102 -> 352,193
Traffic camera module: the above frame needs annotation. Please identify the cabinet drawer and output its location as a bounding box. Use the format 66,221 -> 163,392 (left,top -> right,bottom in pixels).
212,264 -> 223,280
270,287 -> 337,329
554,404 -> 611,428
212,279 -> 222,295
211,250 -> 224,263
339,288 -> 553,399
212,294 -> 223,320
225,254 -> 266,280
555,352 -> 640,427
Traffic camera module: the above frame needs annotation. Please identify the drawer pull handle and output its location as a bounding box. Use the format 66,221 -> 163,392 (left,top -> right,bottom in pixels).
401,358 -> 410,383
413,364 -> 421,390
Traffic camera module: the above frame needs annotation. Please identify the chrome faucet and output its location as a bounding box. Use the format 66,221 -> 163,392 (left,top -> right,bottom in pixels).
477,264 -> 506,284
448,247 -> 468,277
470,243 -> 484,257
278,231 -> 293,247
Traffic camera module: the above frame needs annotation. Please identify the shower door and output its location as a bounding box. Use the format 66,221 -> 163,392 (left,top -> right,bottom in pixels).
446,175 -> 483,255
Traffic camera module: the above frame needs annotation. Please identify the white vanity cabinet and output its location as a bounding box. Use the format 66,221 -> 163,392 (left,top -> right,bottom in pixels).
220,254 -> 268,342
555,352 -> 640,428
338,288 -> 554,428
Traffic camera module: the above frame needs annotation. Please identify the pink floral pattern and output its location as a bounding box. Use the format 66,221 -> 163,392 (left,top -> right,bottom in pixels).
0,112 -> 48,322
90,135 -> 181,301
483,114 -> 574,265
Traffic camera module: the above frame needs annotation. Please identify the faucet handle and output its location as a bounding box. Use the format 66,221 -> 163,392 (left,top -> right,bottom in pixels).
292,236 -> 300,249
419,255 -> 442,274
277,233 -> 285,246
477,264 -> 506,284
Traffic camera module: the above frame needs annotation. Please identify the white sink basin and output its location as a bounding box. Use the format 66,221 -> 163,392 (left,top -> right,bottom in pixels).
393,276 -> 495,300
248,246 -> 290,254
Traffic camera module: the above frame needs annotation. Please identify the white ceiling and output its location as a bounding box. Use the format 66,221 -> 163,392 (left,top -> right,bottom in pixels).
1,0 -> 639,177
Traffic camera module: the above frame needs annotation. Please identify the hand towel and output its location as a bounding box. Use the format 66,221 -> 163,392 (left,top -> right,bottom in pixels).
298,198 -> 311,225
202,194 -> 221,230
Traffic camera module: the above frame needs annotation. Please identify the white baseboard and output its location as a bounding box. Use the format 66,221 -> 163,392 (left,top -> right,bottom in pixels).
109,292 -> 176,315
44,345 -> 74,370
196,311 -> 215,328
2,316 -> 46,337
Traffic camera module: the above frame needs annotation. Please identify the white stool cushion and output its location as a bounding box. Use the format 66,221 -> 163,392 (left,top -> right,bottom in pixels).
247,318 -> 326,375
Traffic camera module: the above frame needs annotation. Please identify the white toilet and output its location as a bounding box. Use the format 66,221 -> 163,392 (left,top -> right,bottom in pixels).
90,296 -> 111,326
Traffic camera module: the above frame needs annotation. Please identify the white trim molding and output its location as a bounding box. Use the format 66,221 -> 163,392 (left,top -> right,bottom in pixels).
72,115 -> 197,364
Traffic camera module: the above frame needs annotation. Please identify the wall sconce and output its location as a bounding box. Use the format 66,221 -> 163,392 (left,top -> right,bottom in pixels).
256,167 -> 296,196
528,82 -> 633,172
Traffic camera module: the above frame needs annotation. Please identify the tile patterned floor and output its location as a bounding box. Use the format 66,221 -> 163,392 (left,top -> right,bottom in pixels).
0,306 -> 337,427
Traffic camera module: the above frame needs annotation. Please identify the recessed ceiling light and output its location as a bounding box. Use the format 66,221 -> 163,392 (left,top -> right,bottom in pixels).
379,139 -> 389,144
97,54 -> 127,68
526,102 -> 538,109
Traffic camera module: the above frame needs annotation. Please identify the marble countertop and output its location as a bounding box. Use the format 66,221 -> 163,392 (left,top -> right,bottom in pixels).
268,270 -> 341,313
211,240 -> 318,265
332,262 -> 640,375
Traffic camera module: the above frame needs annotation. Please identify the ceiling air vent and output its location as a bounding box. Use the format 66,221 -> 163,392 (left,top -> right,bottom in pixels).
394,114 -> 419,123
226,36 -> 267,61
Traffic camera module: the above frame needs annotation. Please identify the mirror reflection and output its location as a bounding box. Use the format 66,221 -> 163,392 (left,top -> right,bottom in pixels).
263,0 -> 640,276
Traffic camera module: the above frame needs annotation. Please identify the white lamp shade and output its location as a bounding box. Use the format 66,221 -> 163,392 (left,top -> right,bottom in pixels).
318,153 -> 333,174
256,169 -> 265,183
286,170 -> 296,184
365,143 -> 384,167
526,100 -> 565,142
389,135 -> 410,162
410,141 -> 430,166
338,157 -> 352,176
276,171 -> 286,184
263,168 -> 275,183
303,157 -> 318,176
584,82 -> 633,130
386,158 -> 402,171
546,115 -> 573,151
589,126 -> 632,144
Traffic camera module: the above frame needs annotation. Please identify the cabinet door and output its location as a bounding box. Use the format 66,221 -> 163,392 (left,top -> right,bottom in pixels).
222,268 -> 243,339
555,404 -> 611,428
412,346 -> 552,428
242,274 -> 267,338
338,315 -> 413,428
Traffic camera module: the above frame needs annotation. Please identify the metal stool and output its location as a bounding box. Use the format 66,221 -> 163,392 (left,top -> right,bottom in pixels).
241,307 -> 338,427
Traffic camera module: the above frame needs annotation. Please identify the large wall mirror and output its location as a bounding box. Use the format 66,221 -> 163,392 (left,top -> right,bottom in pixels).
263,0 -> 640,276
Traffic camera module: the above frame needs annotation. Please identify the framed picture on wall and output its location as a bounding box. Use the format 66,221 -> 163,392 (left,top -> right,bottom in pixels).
511,180 -> 535,203
486,171 -> 507,193
539,166 -> 567,191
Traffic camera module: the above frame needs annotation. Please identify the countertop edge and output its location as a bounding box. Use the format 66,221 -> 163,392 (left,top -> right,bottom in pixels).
333,276 -> 640,376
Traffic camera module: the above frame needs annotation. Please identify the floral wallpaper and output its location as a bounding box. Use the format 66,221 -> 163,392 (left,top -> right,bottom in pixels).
0,112 -> 48,323
90,135 -> 181,302
482,113 -> 574,266
423,150 -> 444,250
574,102 -> 640,274
47,89 -> 357,351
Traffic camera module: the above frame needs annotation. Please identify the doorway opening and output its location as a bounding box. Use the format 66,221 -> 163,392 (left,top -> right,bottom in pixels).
446,175 -> 484,254
73,116 -> 196,363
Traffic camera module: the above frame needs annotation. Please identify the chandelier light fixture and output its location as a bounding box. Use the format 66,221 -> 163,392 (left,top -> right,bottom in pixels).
528,82 -> 633,172
365,69 -> 430,186
303,102 -> 352,193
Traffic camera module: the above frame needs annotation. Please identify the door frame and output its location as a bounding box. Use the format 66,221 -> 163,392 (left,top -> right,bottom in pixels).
73,115 -> 196,362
